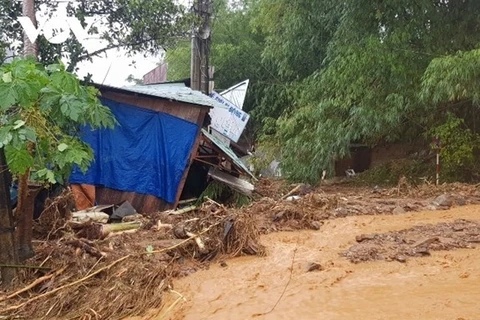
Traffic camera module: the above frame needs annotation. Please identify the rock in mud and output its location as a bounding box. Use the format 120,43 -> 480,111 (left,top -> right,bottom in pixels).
356,234 -> 375,242
310,221 -> 322,230
392,206 -> 406,215
334,207 -> 349,218
395,255 -> 407,263
306,262 -> 323,272
413,247 -> 431,255
456,197 -> 467,206
432,194 -> 453,207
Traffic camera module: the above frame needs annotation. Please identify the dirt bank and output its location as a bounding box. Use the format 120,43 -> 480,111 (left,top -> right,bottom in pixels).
167,205 -> 480,320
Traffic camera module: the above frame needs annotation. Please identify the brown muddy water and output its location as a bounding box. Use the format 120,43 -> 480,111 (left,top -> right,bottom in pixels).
160,206 -> 480,320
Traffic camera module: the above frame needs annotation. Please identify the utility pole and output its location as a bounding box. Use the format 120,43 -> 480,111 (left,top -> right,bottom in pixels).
23,0 -> 37,58
191,0 -> 212,94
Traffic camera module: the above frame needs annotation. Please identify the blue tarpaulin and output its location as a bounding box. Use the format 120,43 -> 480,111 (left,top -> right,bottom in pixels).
70,98 -> 199,204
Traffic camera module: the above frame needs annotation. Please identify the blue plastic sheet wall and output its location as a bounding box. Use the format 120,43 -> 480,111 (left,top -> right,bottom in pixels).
70,98 -> 199,204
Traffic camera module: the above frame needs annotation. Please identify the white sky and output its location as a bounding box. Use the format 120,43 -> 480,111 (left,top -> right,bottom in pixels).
75,50 -> 161,87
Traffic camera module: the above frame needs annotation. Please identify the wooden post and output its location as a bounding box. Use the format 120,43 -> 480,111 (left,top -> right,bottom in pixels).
191,0 -> 211,94
434,137 -> 441,186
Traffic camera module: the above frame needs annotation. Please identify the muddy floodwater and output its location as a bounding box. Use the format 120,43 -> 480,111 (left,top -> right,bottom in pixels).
160,206 -> 480,320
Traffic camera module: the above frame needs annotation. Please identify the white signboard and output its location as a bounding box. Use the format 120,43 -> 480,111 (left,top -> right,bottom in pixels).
220,80 -> 249,110
209,91 -> 250,143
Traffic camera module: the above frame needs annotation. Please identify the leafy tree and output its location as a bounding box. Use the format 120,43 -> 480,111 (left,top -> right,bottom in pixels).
268,0 -> 480,183
429,114 -> 480,182
0,58 -> 116,264
164,40 -> 191,81
0,0 -> 191,70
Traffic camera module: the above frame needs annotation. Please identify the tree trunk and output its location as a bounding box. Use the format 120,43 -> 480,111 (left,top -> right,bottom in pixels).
0,148 -> 18,288
23,0 -> 37,58
15,171 -> 42,261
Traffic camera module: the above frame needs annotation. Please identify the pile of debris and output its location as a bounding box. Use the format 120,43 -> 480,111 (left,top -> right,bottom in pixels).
241,181 -> 480,233
0,196 -> 264,319
343,219 -> 480,263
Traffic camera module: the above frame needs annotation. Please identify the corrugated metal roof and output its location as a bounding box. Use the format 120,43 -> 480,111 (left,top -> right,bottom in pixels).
97,83 -> 226,109
202,129 -> 256,180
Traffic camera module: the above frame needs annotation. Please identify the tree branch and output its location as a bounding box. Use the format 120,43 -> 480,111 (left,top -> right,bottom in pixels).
75,39 -> 159,62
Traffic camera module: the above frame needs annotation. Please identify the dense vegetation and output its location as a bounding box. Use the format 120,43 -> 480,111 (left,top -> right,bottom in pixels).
3,0 -> 479,184
166,0 -> 480,184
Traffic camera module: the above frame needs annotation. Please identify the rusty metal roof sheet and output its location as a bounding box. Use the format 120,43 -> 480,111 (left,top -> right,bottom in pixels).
96,83 -> 226,109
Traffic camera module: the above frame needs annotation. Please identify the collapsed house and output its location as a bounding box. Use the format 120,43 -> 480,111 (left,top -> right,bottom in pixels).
70,82 -> 254,213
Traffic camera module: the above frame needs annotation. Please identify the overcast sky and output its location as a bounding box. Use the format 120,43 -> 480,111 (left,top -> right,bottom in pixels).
75,49 -> 161,87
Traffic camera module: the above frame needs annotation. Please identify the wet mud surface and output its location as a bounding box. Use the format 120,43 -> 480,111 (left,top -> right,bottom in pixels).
166,206 -> 480,320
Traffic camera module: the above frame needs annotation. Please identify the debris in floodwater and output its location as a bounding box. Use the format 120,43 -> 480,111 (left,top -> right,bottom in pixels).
344,219 -> 480,263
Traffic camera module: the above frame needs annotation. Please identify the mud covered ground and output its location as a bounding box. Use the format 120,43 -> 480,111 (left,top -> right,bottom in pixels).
168,206 -> 480,320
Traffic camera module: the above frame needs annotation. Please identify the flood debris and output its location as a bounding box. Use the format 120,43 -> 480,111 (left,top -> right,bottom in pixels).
0,196 -> 265,320
343,219 -> 480,263
3,179 -> 480,319
72,209 -> 109,223
306,262 -> 323,272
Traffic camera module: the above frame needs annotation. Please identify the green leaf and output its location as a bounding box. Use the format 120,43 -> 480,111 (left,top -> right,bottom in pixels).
59,95 -> 83,122
4,145 -> 34,174
23,127 -> 37,143
39,87 -> 62,111
58,143 -> 68,152
0,126 -> 13,148
35,168 -> 57,184
0,83 -> 17,110
13,120 -> 25,129
45,64 -> 62,73
2,72 -> 12,83
46,170 -> 56,183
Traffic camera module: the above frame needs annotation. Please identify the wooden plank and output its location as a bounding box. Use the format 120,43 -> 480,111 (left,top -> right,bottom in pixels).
208,168 -> 254,196
101,91 -> 209,124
